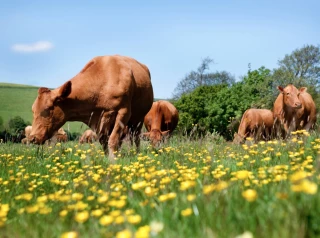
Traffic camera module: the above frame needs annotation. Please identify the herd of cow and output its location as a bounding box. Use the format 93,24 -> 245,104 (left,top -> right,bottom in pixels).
18,55 -> 315,162
234,84 -> 316,143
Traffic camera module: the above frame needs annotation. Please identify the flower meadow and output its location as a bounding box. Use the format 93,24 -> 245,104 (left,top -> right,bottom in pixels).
0,130 -> 320,238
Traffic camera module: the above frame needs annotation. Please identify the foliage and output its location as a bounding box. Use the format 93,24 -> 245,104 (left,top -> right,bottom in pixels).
7,116 -> 29,136
174,66 -> 273,140
272,44 -> 320,99
172,57 -> 235,99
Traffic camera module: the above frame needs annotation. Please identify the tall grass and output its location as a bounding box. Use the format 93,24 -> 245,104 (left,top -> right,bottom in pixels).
0,131 -> 319,238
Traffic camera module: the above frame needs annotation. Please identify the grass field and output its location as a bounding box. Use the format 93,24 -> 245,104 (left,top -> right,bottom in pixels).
0,83 -> 87,133
0,130 -> 319,238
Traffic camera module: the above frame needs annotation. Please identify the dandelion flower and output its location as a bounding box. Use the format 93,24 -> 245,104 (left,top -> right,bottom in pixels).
181,208 -> 193,217
99,215 -> 114,226
74,211 -> 89,223
242,189 -> 258,202
60,231 -> 78,238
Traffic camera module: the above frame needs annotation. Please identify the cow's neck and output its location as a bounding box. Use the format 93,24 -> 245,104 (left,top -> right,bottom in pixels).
57,80 -> 102,129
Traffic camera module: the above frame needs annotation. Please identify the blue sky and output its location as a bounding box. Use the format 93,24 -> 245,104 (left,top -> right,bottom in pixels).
0,0 -> 319,99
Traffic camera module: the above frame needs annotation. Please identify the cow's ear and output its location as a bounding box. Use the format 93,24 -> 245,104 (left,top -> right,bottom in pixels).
59,81 -> 72,99
277,86 -> 284,93
38,87 -> 51,95
299,87 -> 307,93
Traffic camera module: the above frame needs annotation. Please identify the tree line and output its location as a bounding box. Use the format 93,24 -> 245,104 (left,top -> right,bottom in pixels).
172,44 -> 320,140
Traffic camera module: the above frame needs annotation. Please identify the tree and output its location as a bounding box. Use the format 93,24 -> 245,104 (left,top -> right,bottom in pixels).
272,44 -> 320,96
174,66 -> 273,140
172,57 -> 235,99
8,116 -> 29,136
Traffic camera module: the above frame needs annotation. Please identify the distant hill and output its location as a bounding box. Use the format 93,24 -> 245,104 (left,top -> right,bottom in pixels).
0,82 -> 86,133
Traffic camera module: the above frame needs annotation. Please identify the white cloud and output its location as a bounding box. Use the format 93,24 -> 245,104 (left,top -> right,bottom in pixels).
12,41 -> 54,53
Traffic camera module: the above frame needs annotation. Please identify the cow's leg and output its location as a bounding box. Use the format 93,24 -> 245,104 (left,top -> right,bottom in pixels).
303,116 -> 315,131
108,109 -> 131,160
98,111 -> 117,159
133,121 -> 143,151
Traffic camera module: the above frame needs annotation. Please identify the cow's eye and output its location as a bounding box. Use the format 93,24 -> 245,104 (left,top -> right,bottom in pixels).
286,92 -> 290,96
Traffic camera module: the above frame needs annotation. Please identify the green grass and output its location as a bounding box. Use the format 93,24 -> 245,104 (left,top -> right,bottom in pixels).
0,131 -> 319,238
0,83 -> 86,133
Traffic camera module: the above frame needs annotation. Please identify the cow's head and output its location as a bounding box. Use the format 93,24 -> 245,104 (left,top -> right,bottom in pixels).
143,129 -> 170,147
278,85 -> 306,109
30,81 -> 72,144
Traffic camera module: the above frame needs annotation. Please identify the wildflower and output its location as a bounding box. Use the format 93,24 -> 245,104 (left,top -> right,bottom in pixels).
181,208 -> 193,217
291,180 -> 317,194
187,194 -> 196,202
127,214 -> 142,224
60,210 -> 68,217
74,211 -> 89,223
236,170 -> 250,180
60,231 -> 78,238
242,189 -> 258,202
136,225 -> 151,238
99,215 -> 114,226
116,229 -> 132,238
91,209 -> 103,217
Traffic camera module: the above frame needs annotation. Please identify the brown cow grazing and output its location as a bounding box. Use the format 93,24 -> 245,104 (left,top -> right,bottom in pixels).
143,100 -> 179,147
273,84 -> 316,137
29,55 -> 153,161
233,109 -> 274,144
79,129 -> 98,144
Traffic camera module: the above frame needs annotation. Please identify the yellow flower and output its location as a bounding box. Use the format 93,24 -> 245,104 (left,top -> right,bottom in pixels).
91,209 -> 103,217
242,189 -> 258,202
99,215 -> 114,226
114,216 -> 125,224
236,170 -> 250,180
181,208 -> 193,217
116,229 -> 132,238
60,231 -> 78,238
74,211 -> 89,223
136,225 -> 151,238
127,214 -> 142,224
187,194 -> 196,202
71,193 -> 84,201
60,210 -> 68,217
290,171 -> 307,182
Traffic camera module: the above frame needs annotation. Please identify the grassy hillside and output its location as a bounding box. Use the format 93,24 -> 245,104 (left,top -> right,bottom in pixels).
0,83 -> 86,133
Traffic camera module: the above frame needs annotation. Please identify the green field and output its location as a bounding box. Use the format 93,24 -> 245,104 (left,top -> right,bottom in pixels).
0,83 -> 87,133
0,131 -> 319,238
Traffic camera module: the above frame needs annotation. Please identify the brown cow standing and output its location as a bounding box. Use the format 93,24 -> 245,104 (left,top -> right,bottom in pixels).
233,109 -> 274,144
79,129 -> 98,144
273,85 -> 316,137
143,100 -> 179,147
29,55 -> 153,161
